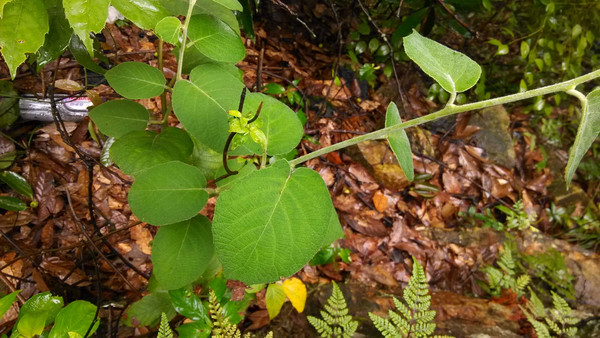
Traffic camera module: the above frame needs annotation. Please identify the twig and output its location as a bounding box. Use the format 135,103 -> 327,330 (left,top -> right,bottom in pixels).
270,0 -> 316,38
256,48 -> 264,91
356,0 -> 410,117
434,0 -> 478,38
0,270 -> 25,305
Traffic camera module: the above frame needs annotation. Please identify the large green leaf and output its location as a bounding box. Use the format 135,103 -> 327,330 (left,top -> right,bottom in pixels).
152,216 -> 214,290
105,62 -> 166,99
565,88 -> 600,186
213,160 -> 342,284
385,102 -> 414,181
16,292 -> 63,337
0,290 -> 20,319
0,0 -> 49,78
128,161 -> 207,225
48,301 -> 99,338
110,0 -> 169,30
404,30 -> 481,94
36,0 -> 72,69
89,99 -> 149,138
0,0 -> 14,17
239,93 -> 304,156
0,171 -> 33,198
155,16 -> 181,45
110,127 -> 193,176
125,291 -> 175,327
172,63 -> 244,151
187,14 -> 245,63
63,0 -> 109,54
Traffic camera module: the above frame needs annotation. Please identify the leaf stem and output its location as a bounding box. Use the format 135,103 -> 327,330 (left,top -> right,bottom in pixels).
289,68 -> 600,167
176,0 -> 197,81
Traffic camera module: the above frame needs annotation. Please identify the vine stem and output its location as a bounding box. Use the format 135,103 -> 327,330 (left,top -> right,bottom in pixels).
176,0 -> 197,80
289,68 -> 600,167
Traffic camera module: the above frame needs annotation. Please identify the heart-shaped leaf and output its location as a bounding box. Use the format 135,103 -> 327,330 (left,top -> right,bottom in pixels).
187,14 -> 245,63
404,30 -> 481,94
238,93 -> 304,155
89,100 -> 149,138
152,216 -> 214,290
110,127 -> 194,176
385,102 -> 414,181
63,0 -> 109,54
565,88 -> 600,186
155,16 -> 181,45
110,0 -> 169,30
213,160 -> 342,284
172,63 -> 244,151
105,62 -> 166,99
128,161 -> 207,225
0,0 -> 49,78
48,301 -> 99,338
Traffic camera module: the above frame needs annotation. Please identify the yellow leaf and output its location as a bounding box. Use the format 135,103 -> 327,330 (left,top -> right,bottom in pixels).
281,277 -> 307,313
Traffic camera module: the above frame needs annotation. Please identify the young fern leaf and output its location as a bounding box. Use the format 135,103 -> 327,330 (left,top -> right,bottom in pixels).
307,281 -> 358,338
209,289 -> 242,338
520,290 -> 578,338
369,257 -> 450,338
158,312 -> 173,338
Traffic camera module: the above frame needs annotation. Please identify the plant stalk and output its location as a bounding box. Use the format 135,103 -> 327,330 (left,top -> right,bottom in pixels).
289,68 -> 600,167
176,0 -> 197,80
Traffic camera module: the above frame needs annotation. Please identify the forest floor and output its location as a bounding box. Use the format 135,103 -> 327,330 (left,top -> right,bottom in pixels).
0,2 -> 599,337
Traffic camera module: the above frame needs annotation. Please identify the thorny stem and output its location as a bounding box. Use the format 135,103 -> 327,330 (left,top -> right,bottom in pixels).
177,0 -> 197,80
289,68 -> 600,167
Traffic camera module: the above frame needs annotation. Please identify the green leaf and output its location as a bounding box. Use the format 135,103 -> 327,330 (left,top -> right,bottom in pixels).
89,100 -> 149,138
110,128 -> 194,176
0,171 -> 33,198
128,161 -> 207,225
110,0 -> 169,30
36,0 -> 72,70
385,102 -> 414,181
404,30 -> 481,94
0,290 -> 20,318
266,283 -> 286,319
48,301 -> 99,338
321,205 -> 344,247
0,0 -> 49,78
264,83 -> 286,95
125,291 -> 175,327
63,0 -> 109,54
177,321 -> 211,338
161,0 -> 240,32
213,160 -> 342,284
565,89 -> 600,186
520,41 -> 530,58
155,16 -> 181,45
105,62 -> 166,99
16,292 -> 63,337
211,0 -> 242,11
168,288 -> 209,322
0,196 -> 26,211
239,93 -> 304,155
0,0 -> 14,17
152,216 -> 214,290
68,34 -> 106,74
187,14 -> 245,63
172,63 -> 244,151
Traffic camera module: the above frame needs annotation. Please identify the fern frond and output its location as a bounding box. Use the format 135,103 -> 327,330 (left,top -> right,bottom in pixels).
209,289 -> 242,338
157,312 -> 173,338
369,312 -> 401,338
521,289 -> 578,338
551,291 -> 572,318
308,282 -> 358,338
515,274 -> 530,295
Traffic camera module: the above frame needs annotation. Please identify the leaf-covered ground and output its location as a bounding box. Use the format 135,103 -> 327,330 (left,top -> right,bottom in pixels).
1,1 -> 599,337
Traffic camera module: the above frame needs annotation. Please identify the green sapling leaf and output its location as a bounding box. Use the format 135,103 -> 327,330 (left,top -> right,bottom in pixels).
213,160 -> 342,284
89,99 -> 150,138
153,216 -> 214,290
48,301 -> 99,338
110,0 -> 170,30
105,62 -> 167,99
404,30 -> 481,94
128,161 -> 208,225
565,88 -> 600,186
0,0 -> 49,78
63,0 -> 109,54
155,16 -> 182,45
16,292 -> 63,337
385,102 -> 414,181
187,14 -> 245,63
110,128 -> 194,176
